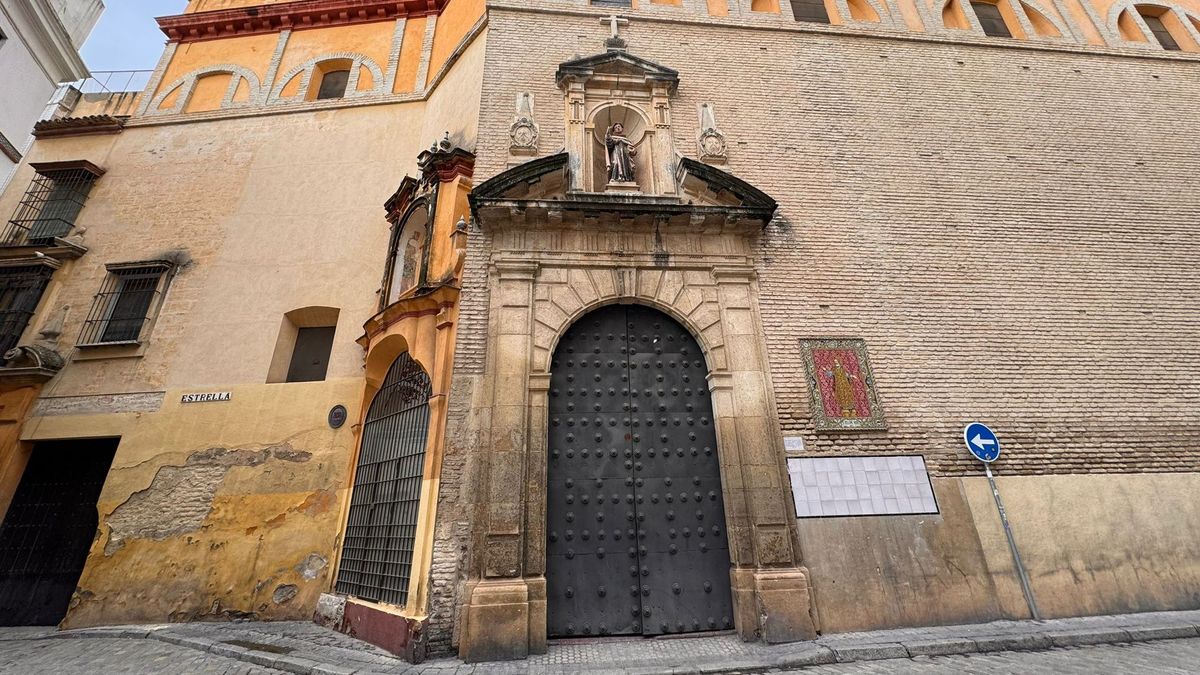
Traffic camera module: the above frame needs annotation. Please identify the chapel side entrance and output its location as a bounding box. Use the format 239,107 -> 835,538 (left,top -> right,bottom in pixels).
546,304 -> 733,637
0,438 -> 118,626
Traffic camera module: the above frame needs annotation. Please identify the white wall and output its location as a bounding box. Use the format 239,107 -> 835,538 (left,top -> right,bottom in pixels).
47,0 -> 103,48
0,0 -> 100,190
0,8 -> 59,187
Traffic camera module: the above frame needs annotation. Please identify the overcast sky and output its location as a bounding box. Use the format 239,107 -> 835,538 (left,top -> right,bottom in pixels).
81,1 -> 189,72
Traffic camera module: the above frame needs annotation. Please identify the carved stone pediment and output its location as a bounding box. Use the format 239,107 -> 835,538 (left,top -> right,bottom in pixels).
555,51 -> 679,92
470,154 -> 776,234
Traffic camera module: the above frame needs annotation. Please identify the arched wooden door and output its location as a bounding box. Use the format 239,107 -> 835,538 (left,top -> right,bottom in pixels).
336,351 -> 431,607
546,304 -> 733,637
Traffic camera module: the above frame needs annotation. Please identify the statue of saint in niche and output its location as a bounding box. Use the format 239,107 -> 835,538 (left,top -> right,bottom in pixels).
604,123 -> 637,183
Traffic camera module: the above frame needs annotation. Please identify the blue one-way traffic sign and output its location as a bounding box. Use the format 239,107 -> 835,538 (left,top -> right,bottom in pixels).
963,422 -> 1000,463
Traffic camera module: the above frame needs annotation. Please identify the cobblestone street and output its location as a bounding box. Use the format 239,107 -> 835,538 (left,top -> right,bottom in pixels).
0,623 -> 1198,674
0,630 -> 285,675
787,638 -> 1200,674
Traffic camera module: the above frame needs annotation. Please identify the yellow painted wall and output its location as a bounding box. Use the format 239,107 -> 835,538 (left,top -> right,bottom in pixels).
276,22 -> 398,83
0,27 -> 486,624
154,33 -> 279,99
186,0 -> 298,12
0,386 -> 41,521
964,472 -> 1200,618
184,72 -> 232,112
394,17 -> 429,94
427,0 -> 486,86
799,472 -> 1200,634
27,380 -> 362,627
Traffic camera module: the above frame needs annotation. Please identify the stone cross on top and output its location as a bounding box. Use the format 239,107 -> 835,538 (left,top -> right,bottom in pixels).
601,15 -> 629,50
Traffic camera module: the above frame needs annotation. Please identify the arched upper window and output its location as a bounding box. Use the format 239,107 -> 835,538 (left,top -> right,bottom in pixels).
306,59 -> 354,101
970,0 -> 1014,37
1136,5 -> 1182,49
316,69 -> 350,100
385,205 -> 429,305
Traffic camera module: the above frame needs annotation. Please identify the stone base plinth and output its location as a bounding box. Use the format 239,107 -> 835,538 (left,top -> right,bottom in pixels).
731,567 -> 819,643
459,578 -> 545,662
604,180 -> 641,193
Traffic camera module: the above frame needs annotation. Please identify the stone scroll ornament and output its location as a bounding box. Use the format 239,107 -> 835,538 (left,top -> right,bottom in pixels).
509,92 -> 539,154
604,122 -> 637,183
698,103 -> 728,163
799,338 -> 887,430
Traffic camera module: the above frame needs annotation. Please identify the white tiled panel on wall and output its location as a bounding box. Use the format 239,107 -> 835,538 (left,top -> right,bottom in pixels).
786,455 -> 938,517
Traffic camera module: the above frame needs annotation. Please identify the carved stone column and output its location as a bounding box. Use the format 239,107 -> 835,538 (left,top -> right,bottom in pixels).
712,266 -> 817,643
459,259 -> 539,662
563,80 -> 587,193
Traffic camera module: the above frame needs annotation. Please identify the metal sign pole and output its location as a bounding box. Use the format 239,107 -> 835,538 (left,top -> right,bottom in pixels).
984,462 -> 1041,620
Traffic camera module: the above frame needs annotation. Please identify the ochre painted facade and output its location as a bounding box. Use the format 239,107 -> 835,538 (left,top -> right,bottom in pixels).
0,0 -> 484,643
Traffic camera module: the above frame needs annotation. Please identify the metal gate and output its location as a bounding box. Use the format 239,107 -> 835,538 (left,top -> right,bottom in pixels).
335,351 -> 431,607
547,304 -> 733,637
0,439 -> 118,626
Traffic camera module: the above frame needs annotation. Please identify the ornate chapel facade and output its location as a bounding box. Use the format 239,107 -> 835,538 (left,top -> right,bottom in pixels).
0,0 -> 1198,664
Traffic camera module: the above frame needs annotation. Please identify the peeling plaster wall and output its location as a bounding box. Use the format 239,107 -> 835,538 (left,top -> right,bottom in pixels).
30,380 -> 362,628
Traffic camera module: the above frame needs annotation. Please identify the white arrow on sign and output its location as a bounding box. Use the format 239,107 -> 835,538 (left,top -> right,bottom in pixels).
971,434 -> 996,451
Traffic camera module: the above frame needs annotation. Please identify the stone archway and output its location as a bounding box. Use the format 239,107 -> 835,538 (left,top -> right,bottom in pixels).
458,146 -> 818,663
546,304 -> 734,638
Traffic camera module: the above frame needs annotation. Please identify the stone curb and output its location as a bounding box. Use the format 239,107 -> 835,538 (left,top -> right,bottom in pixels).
38,617 -> 1200,675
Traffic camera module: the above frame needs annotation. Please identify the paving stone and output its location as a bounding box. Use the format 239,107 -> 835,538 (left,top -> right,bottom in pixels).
1042,628 -> 1131,647
1123,624 -> 1199,642
969,633 -> 1054,652
311,665 -> 359,675
830,643 -> 908,662
900,638 -> 978,657
773,645 -> 837,668
6,609 -> 1200,674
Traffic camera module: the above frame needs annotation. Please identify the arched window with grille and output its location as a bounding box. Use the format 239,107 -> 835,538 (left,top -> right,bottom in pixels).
334,351 -> 432,607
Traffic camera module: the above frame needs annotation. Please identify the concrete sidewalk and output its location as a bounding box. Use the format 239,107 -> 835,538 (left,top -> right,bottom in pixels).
38,608 -> 1200,674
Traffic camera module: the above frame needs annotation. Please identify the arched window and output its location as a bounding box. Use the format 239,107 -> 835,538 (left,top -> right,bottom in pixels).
316,69 -> 350,99
385,205 -> 429,305
307,59 -> 354,101
971,0 -> 1014,37
1137,5 -> 1182,50
335,351 -> 431,607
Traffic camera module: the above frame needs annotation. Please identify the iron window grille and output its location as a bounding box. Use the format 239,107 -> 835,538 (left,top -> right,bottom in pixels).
0,265 -> 54,365
3,162 -> 104,247
335,351 -> 432,607
78,261 -> 174,347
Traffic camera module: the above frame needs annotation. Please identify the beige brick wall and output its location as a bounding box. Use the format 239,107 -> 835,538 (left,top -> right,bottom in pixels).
430,5 -> 1200,649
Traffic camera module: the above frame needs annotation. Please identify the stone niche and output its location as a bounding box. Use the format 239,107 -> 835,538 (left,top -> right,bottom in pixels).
556,45 -> 679,195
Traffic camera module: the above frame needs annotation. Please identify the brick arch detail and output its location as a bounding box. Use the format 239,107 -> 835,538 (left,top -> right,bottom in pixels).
268,52 -> 387,104
147,64 -> 264,116
922,0 -> 1078,41
1106,0 -> 1200,48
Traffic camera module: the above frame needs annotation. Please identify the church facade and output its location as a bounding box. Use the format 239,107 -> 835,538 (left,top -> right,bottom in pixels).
0,0 -> 1197,664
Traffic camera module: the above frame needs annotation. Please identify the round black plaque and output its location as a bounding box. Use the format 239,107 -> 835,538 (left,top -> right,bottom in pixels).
328,404 -> 348,429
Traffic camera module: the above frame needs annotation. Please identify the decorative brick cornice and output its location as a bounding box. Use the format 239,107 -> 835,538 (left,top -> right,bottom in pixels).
157,0 -> 447,43
419,147 -> 475,184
